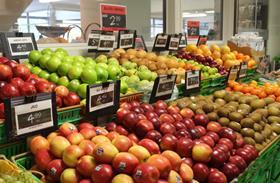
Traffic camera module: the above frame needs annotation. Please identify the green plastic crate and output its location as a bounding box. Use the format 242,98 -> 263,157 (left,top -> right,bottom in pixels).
11,152 -> 42,183
57,106 -> 82,125
0,123 -> 6,144
0,140 -> 27,159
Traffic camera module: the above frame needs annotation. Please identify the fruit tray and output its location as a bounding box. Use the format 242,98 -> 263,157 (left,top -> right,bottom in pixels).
0,140 -> 27,159
57,104 -> 83,125
11,152 -> 43,183
237,136 -> 280,183
0,121 -> 6,144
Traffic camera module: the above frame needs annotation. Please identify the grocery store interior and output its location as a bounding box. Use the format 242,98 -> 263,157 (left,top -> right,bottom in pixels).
0,0 -> 279,183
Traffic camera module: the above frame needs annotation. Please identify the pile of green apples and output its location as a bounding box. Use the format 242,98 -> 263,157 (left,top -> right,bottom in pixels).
26,48 -> 157,99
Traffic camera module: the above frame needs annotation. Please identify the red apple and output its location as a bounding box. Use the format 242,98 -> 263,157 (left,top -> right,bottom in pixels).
167,105 -> 180,114
77,155 -> 96,177
189,128 -> 202,139
56,96 -> 63,108
13,64 -> 30,80
59,122 -> 78,137
174,129 -> 191,139
105,122 -> 117,131
120,102 -> 132,110
195,125 -> 207,136
147,154 -> 172,179
154,100 -> 168,109
133,163 -> 160,183
235,148 -> 254,164
181,118 -> 195,129
145,111 -> 158,120
30,135 -> 50,154
176,137 -> 193,158
0,81 -> 7,89
20,82 -> 37,96
243,145 -> 258,159
79,122 -> 95,130
0,57 -> 9,64
50,136 -> 71,158
35,81 -> 52,93
154,108 -> 167,116
138,139 -> 160,154
180,108 -> 194,119
112,135 -> 133,152
10,77 -> 24,88
235,134 -> 245,148
159,114 -> 175,123
49,82 -> 56,92
150,117 -> 161,130
192,163 -> 210,182
194,114 -> 209,126
193,139 -> 204,145
179,163 -> 194,183
0,103 -> 5,119
93,142 -> 119,164
207,121 -> 222,133
79,179 -> 92,183
0,83 -> 20,99
141,103 -> 154,112
47,159 -> 66,181
145,130 -> 162,143
162,150 -> 181,171
5,60 -> 18,69
138,114 -> 147,120
218,138 -> 234,151
214,144 -> 230,154
210,148 -> 229,168
173,121 -> 186,130
35,149 -> 53,170
159,122 -> 176,135
106,131 -> 119,141
133,106 -> 145,114
0,64 -> 13,81
200,135 -> 215,147
62,145 -> 84,167
171,113 -> 183,122
60,168 -> 80,183
79,140 -> 95,155
130,101 -> 140,108
192,143 -> 213,163
222,162 -> 240,181
160,134 -> 177,151
206,132 -> 220,143
219,127 -> 237,142
116,108 -> 130,122
112,152 -> 139,174
80,128 -> 96,140
63,92 -> 80,106
67,132 -> 85,145
208,169 -> 227,183
91,164 -> 113,183
115,125 -> 129,136
128,133 -> 139,143
123,112 -> 139,128
135,119 -> 154,138
181,158 -> 193,167
229,155 -> 247,172
55,86 -> 69,97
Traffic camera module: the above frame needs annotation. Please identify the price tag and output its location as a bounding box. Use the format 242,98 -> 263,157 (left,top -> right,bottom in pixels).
4,93 -> 57,140
118,30 -> 136,49
185,70 -> 201,95
187,21 -> 200,38
168,34 -> 182,51
149,75 -> 177,104
179,33 -> 187,48
86,81 -> 120,116
238,62 -> 248,79
134,35 -> 147,51
197,35 -> 208,46
152,33 -> 169,52
100,3 -> 127,31
257,55 -> 270,74
98,31 -> 116,51
228,65 -> 240,81
0,32 -> 37,60
88,30 -> 101,51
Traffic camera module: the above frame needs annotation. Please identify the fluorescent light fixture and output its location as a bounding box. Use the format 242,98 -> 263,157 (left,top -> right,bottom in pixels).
39,0 -> 62,3
183,13 -> 207,18
205,10 -> 215,14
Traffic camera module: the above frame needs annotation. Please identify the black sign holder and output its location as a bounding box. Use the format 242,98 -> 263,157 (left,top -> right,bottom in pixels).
227,65 -> 240,82
4,93 -> 57,141
88,30 -> 101,53
0,32 -> 37,61
178,33 -> 187,49
86,80 -> 120,122
97,30 -> 116,52
134,35 -> 147,51
238,62 -> 248,79
168,34 -> 182,55
185,70 -> 201,96
149,75 -> 177,104
152,33 -> 169,53
196,35 -> 208,46
117,30 -> 136,49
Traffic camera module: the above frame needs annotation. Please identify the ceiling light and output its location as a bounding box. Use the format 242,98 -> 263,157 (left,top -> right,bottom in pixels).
205,10 -> 215,14
183,13 -> 207,18
39,0 -> 62,3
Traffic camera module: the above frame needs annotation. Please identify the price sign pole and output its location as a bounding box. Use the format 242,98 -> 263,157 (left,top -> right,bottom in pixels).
149,75 -> 177,104
86,81 -> 120,125
238,62 -> 248,80
117,30 -> 136,49
185,70 -> 201,96
134,35 -> 147,51
4,93 -> 57,140
197,35 -> 208,46
0,32 -> 37,61
152,33 -> 169,54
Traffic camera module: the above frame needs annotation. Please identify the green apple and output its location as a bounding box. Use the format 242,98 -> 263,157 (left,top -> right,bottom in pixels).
77,84 -> 88,98
96,63 -> 108,70
121,76 -> 129,82
127,75 -> 140,85
68,79 -> 81,92
108,65 -> 121,80
68,67 -> 82,80
124,69 -> 137,77
150,72 -> 158,81
120,80 -> 128,94
72,61 -> 84,68
41,48 -> 53,55
137,70 -> 151,81
85,60 -> 96,68
49,73 -> 59,83
81,68 -> 97,84
57,62 -> 72,76
95,66 -> 108,82
23,62 -> 33,70
131,62 -> 137,69
62,56 -> 74,63
108,58 -> 119,65
122,61 -> 133,69
138,65 -> 149,71
31,66 -> 42,75
85,57 -> 94,62
29,50 -> 42,65
80,99 -> 86,106
96,54 -> 108,63
202,72 -> 209,78
55,48 -> 68,56
138,80 -> 150,88
46,56 -> 61,72
38,70 -> 50,80
39,54 -> 51,69
53,52 -> 65,59
57,76 -> 70,87
73,56 -> 86,64
208,68 -> 217,75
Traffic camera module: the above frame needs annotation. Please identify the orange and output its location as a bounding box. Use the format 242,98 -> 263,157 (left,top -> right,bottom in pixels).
258,92 -> 267,98
241,86 -> 251,94
233,84 -> 243,92
264,83 -> 271,87
228,80 -> 237,88
276,96 -> 280,102
244,55 -> 251,62
225,87 -> 232,91
268,95 -> 276,100
274,88 -> 280,97
251,88 -> 261,96
248,59 -> 256,68
236,53 -> 244,60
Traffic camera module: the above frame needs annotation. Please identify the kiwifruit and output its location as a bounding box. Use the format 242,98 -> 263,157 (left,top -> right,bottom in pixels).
262,141 -> 268,147
268,106 -> 280,116
207,112 -> 219,121
224,93 -> 235,102
238,104 -> 252,111
241,128 -> 255,137
263,128 -> 272,138
229,121 -> 242,132
238,109 -> 250,116
188,103 -> 199,111
240,118 -> 254,128
254,132 -> 264,143
226,105 -> 237,112
255,144 -> 264,152
249,113 -> 262,123
268,102 -> 280,109
213,90 -> 226,99
264,97 -> 275,105
202,104 -> 214,113
255,109 -> 268,118
196,108 -> 205,115
239,96 -> 252,104
177,101 -> 188,109
267,116 -> 280,124
217,108 -> 230,117
218,117 -> 230,126
271,122 -> 280,134
259,121 -> 266,127
250,99 -> 266,110
265,138 -> 271,145
244,137 -> 256,145
228,101 -> 239,107
270,132 -> 278,140
253,123 -> 263,132
229,112 -> 243,122
215,98 -> 226,106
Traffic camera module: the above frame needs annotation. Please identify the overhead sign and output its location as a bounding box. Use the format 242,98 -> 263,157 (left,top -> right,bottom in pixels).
100,3 -> 127,31
187,21 -> 200,38
0,32 -> 37,60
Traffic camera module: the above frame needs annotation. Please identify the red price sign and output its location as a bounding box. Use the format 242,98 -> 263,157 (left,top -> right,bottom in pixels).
100,4 -> 127,31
